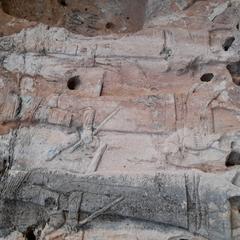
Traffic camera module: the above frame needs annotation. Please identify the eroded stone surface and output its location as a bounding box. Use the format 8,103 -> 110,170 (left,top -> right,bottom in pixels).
0,0 -> 240,239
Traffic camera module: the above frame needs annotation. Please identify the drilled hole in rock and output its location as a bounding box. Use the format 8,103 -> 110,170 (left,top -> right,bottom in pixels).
226,61 -> 240,86
200,73 -> 214,82
237,23 -> 239,30
223,37 -> 235,51
25,228 -> 36,240
226,151 -> 240,167
105,22 -> 114,29
58,0 -> 67,6
67,76 -> 81,90
85,8 -> 88,11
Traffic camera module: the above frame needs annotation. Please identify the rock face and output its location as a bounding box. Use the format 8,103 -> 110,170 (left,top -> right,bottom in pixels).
0,0 -> 240,239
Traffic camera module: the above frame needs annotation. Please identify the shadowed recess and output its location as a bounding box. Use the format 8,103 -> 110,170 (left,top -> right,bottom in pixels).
67,76 -> 81,90
44,197 -> 57,210
1,0 -> 147,36
226,61 -> 240,86
229,196 -> 240,233
58,0 -> 67,6
168,235 -> 191,240
200,73 -> 214,82
222,36 -> 235,51
25,228 -> 36,240
226,151 -> 240,167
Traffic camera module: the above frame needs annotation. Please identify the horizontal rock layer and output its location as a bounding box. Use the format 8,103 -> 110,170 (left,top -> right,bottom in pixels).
0,0 -> 240,239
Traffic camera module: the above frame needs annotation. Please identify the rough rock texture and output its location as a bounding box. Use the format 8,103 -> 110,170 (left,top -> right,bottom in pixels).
0,0 -> 240,239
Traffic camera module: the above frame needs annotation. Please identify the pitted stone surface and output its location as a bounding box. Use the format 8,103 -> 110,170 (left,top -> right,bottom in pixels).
0,0 -> 240,239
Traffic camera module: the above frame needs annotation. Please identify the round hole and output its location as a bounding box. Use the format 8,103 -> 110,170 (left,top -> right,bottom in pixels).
200,73 -> 214,82
67,76 -> 81,90
126,17 -> 130,20
236,23 -> 239,30
85,8 -> 88,11
58,0 -> 67,6
105,22 -> 114,29
222,37 -> 235,51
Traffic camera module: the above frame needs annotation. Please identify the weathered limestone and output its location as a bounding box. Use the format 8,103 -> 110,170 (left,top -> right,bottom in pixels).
1,0 -> 240,239
0,169 -> 239,239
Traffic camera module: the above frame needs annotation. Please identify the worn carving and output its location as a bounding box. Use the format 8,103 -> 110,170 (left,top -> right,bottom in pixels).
1,0 -> 240,239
